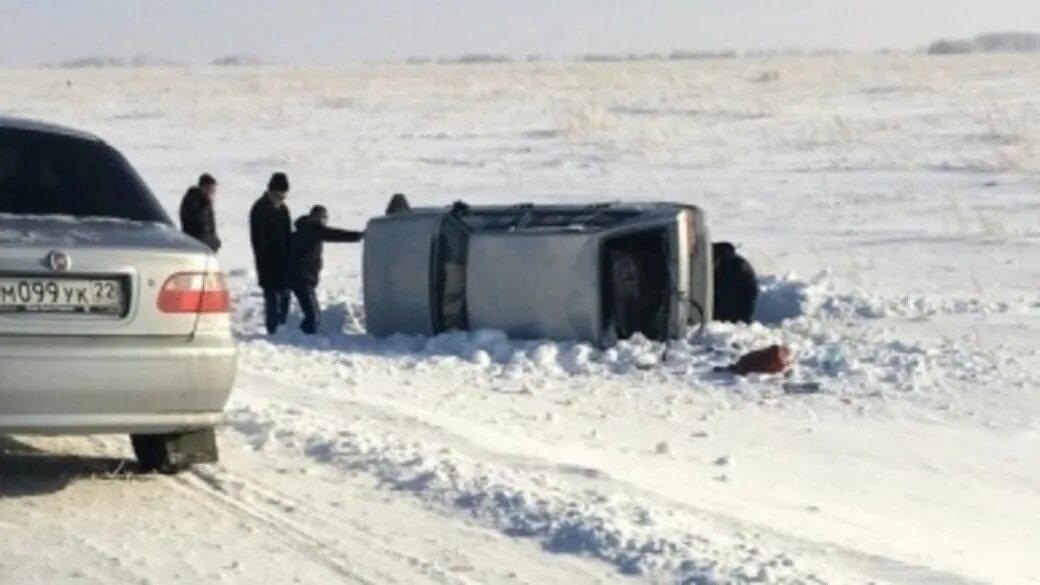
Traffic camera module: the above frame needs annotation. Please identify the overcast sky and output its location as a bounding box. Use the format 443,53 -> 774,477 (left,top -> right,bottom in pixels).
1,0 -> 1038,65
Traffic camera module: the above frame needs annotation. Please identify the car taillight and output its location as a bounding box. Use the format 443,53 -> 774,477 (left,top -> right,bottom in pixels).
158,272 -> 231,314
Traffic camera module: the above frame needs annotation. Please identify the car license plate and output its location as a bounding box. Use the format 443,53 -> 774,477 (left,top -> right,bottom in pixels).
0,277 -> 124,315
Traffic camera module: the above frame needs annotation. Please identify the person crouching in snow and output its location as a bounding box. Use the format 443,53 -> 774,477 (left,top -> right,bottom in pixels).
712,242 -> 759,324
288,205 -> 363,334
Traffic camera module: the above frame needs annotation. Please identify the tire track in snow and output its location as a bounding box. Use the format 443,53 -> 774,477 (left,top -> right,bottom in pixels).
229,360 -> 999,585
50,531 -> 156,585
175,465 -> 480,585
222,380 -> 831,585
167,471 -> 383,585
1,436 -> 211,585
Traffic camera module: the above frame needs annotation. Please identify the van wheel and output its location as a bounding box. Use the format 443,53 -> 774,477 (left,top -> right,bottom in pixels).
131,428 -> 219,474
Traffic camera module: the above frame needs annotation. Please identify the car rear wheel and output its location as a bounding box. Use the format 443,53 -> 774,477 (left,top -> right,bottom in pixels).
131,428 -> 219,474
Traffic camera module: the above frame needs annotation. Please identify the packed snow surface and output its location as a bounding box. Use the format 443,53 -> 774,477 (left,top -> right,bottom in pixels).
2,55 -> 1039,584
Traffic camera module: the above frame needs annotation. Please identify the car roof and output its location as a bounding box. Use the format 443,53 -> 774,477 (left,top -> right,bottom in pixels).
0,115 -> 102,143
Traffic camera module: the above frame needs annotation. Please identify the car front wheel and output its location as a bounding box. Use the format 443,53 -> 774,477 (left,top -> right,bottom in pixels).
131,428 -> 219,474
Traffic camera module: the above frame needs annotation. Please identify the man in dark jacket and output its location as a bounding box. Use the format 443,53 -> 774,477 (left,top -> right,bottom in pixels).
288,205 -> 363,334
249,172 -> 293,334
712,241 -> 759,324
178,173 -> 221,252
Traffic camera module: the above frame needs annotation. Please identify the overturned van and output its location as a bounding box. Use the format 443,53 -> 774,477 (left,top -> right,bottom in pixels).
362,202 -> 713,347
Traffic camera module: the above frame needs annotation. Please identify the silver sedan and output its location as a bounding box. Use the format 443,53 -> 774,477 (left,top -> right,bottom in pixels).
0,117 -> 236,473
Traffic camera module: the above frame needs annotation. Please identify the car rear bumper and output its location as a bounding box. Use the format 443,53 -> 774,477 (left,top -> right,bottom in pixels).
0,334 -> 236,434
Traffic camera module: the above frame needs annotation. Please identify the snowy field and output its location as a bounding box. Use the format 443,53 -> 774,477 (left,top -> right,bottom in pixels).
2,55 -> 1039,584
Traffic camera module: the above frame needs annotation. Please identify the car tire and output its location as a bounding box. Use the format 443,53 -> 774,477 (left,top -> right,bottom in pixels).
131,428 -> 219,474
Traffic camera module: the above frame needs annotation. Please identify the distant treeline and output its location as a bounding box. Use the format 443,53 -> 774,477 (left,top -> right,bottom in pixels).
928,32 -> 1040,55
52,35 -> 1039,71
46,48 -> 849,69
47,54 -> 184,69
407,47 -> 850,66
581,50 -> 738,63
46,54 -> 267,69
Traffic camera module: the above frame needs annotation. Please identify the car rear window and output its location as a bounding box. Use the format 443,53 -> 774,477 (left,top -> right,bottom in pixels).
0,128 -> 170,223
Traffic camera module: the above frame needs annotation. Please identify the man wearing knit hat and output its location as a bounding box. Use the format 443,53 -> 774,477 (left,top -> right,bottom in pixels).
249,172 -> 293,334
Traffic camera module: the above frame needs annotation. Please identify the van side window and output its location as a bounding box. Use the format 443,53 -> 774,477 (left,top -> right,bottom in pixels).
433,217 -> 470,332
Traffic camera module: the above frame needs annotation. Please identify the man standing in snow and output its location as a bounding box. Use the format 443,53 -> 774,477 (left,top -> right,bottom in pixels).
178,173 -> 221,252
712,242 -> 758,324
249,172 -> 293,335
288,205 -> 363,334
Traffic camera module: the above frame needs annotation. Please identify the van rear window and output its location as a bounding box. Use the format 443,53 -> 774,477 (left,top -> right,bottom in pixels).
0,128 -> 169,223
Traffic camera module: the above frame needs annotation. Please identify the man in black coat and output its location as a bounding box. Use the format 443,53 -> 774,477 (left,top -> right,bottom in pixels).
288,205 -> 363,334
178,173 -> 221,252
712,241 -> 759,324
249,172 -> 293,334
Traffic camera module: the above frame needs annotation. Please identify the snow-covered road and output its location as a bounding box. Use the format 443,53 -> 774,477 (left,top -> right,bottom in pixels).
3,56 -> 1040,583
6,289 -> 1037,584
2,422 -> 627,585
223,282 -> 1040,584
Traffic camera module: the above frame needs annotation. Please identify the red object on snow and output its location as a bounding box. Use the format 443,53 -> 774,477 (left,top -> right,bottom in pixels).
729,344 -> 792,376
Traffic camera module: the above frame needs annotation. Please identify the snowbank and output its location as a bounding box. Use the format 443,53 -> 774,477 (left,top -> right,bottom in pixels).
756,271 -> 1015,324
226,400 -> 816,584
232,271 -> 1033,417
